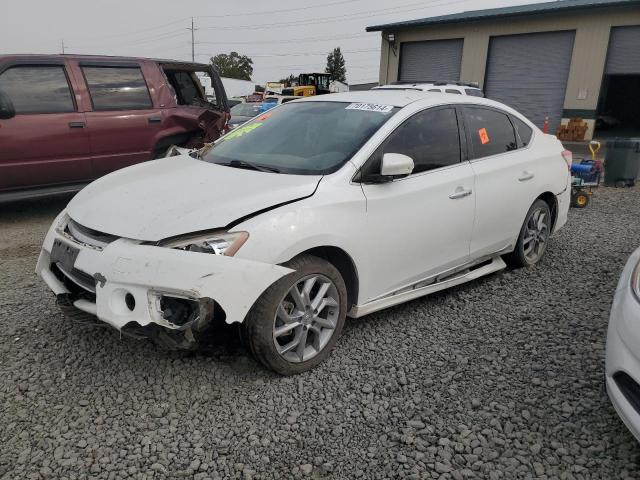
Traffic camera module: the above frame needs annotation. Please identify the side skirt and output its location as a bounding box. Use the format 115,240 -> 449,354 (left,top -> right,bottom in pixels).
348,255 -> 506,318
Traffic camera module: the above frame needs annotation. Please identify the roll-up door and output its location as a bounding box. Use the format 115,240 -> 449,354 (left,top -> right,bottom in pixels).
484,31 -> 575,132
606,26 -> 640,74
399,39 -> 463,82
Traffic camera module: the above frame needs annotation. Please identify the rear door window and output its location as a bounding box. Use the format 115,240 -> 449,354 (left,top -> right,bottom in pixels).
382,107 -> 461,174
464,106 -> 518,159
445,89 -> 462,94
82,66 -> 152,110
0,65 -> 74,114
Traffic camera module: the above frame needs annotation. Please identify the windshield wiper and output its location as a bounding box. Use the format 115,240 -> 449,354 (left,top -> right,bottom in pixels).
221,160 -> 281,173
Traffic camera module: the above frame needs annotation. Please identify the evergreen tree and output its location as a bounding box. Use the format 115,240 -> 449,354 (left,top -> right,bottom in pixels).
325,47 -> 346,83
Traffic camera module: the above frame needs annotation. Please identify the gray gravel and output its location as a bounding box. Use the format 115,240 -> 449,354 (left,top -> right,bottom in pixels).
1,186 -> 640,479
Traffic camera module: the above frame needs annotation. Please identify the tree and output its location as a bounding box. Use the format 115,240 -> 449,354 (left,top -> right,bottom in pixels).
210,52 -> 253,81
325,47 -> 346,83
278,74 -> 298,87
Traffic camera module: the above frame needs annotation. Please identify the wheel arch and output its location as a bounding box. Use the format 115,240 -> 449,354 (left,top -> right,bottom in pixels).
537,191 -> 558,230
151,131 -> 196,158
292,246 -> 359,311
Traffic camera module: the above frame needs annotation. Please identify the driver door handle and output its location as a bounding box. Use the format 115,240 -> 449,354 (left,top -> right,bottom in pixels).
519,171 -> 535,182
449,187 -> 472,199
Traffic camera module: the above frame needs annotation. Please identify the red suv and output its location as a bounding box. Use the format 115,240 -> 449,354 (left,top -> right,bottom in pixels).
0,55 -> 229,202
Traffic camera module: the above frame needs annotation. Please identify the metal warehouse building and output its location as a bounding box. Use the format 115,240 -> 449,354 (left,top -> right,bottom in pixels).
367,0 -> 640,140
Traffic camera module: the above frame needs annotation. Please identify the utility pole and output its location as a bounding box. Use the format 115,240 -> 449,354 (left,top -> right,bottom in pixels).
61,39 -> 65,54
187,17 -> 197,62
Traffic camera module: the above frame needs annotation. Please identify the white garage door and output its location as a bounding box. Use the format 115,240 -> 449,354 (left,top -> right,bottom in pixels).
606,26 -> 640,74
398,39 -> 463,83
484,31 -> 575,132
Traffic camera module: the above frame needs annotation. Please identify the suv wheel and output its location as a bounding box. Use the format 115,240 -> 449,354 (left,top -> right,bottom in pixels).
505,199 -> 552,268
241,254 -> 347,375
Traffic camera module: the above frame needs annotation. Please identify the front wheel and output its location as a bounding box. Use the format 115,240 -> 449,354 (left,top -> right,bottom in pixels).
241,254 -> 347,375
505,199 -> 552,268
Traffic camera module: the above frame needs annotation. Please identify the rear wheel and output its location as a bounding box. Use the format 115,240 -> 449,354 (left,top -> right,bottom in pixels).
241,254 -> 347,375
505,199 -> 551,268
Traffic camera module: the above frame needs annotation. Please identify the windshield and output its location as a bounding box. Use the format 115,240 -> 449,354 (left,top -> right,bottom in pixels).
203,101 -> 399,175
230,103 -> 261,117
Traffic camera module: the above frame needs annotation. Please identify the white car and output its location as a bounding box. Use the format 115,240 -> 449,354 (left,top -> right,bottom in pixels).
373,82 -> 484,97
36,91 -> 571,375
606,247 -> 640,441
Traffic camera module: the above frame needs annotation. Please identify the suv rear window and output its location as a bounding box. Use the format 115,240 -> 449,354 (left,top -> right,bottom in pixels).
0,65 -> 74,114
166,70 -> 202,105
82,66 -> 152,110
465,107 -> 518,158
465,89 -> 484,97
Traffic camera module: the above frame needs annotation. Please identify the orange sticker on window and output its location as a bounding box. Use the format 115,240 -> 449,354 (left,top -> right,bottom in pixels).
257,113 -> 272,121
478,128 -> 489,144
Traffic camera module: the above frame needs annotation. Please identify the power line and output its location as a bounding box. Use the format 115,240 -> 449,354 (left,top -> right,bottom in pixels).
197,0 -> 364,18
196,33 -> 369,46
196,48 -> 378,59
198,0 -> 470,31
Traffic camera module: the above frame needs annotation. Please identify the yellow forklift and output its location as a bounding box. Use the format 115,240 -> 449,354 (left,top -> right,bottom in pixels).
282,73 -> 332,97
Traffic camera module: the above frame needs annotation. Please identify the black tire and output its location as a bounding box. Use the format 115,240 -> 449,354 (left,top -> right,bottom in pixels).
241,254 -> 347,375
571,192 -> 589,208
504,199 -> 552,269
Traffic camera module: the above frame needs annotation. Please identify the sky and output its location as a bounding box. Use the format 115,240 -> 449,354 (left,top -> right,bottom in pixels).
1,0 -> 547,85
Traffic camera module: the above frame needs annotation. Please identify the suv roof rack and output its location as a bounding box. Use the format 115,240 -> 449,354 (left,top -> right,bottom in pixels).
391,80 -> 480,88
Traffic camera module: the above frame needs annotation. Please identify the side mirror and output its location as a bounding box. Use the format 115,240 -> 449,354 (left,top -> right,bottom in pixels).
380,153 -> 414,178
0,90 -> 15,120
360,152 -> 414,184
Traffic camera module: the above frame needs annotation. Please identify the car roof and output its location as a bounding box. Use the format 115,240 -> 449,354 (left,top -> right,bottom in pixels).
0,53 -> 208,67
296,90 -> 507,110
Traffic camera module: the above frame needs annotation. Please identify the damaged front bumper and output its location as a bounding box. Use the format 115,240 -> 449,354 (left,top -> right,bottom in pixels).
36,212 -> 292,345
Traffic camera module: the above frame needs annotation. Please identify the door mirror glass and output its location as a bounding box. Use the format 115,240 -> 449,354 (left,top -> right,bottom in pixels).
380,153 -> 414,179
0,89 -> 15,119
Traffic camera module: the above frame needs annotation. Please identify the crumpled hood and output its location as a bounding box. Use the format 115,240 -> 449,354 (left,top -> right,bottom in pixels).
67,155 -> 321,241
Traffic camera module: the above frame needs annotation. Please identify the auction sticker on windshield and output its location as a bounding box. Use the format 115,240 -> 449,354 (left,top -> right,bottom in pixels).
345,103 -> 394,114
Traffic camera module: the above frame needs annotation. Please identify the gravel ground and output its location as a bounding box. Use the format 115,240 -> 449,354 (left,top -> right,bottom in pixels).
1,187 -> 640,480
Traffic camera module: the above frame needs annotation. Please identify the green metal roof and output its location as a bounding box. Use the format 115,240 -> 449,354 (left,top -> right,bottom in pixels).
366,0 -> 640,32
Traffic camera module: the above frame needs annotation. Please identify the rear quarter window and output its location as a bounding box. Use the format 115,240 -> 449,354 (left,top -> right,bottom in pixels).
512,116 -> 533,146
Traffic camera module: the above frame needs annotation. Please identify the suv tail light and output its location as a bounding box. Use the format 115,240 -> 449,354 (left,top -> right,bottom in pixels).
562,150 -> 573,171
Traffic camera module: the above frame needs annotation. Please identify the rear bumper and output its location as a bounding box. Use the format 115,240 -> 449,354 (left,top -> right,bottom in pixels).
36,212 -> 291,332
606,248 -> 640,442
553,178 -> 571,233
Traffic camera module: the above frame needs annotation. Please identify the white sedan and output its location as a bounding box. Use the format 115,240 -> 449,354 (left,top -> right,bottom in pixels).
37,91 -> 571,374
606,247 -> 640,441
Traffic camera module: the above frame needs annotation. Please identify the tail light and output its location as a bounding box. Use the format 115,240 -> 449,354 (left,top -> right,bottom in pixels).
561,150 -> 573,171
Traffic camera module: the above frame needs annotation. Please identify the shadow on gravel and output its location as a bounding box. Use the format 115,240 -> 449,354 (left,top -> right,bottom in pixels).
0,194 -> 74,221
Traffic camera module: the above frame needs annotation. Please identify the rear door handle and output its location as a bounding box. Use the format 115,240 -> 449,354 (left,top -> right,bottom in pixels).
518,171 -> 535,181
148,117 -> 162,124
68,121 -> 85,129
449,187 -> 472,199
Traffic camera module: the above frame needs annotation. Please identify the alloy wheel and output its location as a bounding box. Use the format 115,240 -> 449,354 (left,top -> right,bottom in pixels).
523,206 -> 550,264
273,274 -> 340,363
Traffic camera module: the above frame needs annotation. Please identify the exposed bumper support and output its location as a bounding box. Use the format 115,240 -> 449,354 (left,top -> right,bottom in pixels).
36,217 -> 292,332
